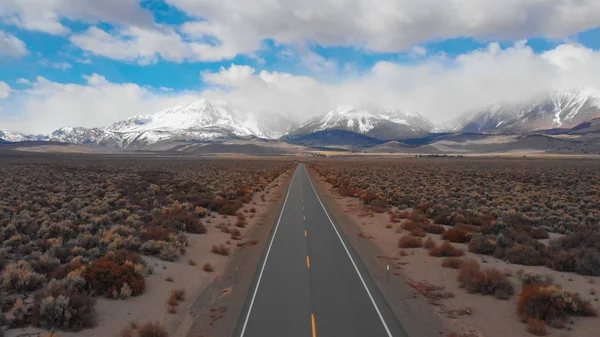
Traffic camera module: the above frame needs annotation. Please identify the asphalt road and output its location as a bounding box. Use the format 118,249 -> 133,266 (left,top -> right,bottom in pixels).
235,164 -> 408,337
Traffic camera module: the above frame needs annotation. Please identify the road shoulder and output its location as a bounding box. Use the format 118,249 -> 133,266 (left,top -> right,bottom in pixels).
184,165 -> 296,337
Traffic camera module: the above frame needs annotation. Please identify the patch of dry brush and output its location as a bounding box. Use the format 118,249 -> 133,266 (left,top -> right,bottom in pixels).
0,155 -> 294,332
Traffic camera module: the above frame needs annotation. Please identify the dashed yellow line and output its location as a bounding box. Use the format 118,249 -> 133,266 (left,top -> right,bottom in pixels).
311,314 -> 317,337
306,256 -> 310,268
305,230 -> 307,237
303,215 -> 306,220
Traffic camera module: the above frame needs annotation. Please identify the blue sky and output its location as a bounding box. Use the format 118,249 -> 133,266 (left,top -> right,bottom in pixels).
1,0 -> 600,133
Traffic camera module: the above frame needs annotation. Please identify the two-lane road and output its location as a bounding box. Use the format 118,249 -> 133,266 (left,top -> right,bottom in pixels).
235,164 -> 408,337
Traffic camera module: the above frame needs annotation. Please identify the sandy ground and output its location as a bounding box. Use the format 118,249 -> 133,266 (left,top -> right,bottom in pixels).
312,174 -> 600,337
5,165 -> 296,337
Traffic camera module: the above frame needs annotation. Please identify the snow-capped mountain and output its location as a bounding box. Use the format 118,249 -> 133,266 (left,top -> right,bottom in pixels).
451,89 -> 600,133
37,100 -> 297,149
290,105 -> 434,140
0,130 -> 47,143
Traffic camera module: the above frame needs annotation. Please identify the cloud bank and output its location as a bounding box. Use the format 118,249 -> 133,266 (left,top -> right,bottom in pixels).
3,42 -> 600,134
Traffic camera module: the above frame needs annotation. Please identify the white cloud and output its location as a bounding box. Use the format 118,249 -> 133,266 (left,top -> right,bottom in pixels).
0,81 -> 11,98
39,60 -> 72,70
1,74 -> 199,133
167,0 -> 600,59
70,25 -> 238,64
16,78 -> 31,85
3,42 -> 600,134
201,42 -> 600,123
0,0 -> 155,35
0,30 -> 27,57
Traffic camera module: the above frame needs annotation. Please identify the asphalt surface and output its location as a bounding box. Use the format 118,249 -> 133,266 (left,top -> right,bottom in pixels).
236,164 -> 408,337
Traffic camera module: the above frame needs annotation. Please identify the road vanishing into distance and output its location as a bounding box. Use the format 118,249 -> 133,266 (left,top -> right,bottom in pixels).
235,164 -> 408,337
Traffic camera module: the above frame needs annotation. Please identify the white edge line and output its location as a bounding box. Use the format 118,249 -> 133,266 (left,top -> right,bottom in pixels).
304,165 -> 394,337
239,166 -> 297,337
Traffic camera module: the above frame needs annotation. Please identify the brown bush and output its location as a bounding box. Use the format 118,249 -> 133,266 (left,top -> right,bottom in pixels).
423,237 -> 435,249
423,223 -> 446,235
171,289 -> 185,301
441,227 -> 470,243
32,288 -> 97,331
527,319 -> 548,336
458,259 -> 514,300
429,241 -> 465,257
202,263 -> 214,272
441,257 -> 462,269
409,226 -> 427,237
82,257 -> 145,297
518,284 -> 597,326
398,235 -> 423,248
401,220 -> 420,231
505,244 -> 547,266
230,228 -> 242,240
211,244 -> 230,256
137,321 -> 168,337
409,210 -> 427,222
187,259 -> 196,266
468,234 -> 496,255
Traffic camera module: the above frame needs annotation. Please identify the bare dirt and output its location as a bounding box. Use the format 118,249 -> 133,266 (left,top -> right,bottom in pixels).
308,168 -> 600,337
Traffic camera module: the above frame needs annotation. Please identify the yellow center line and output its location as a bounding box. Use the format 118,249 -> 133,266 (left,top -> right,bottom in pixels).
304,230 -> 307,237
306,256 -> 310,268
311,314 -> 317,337
303,215 -> 306,220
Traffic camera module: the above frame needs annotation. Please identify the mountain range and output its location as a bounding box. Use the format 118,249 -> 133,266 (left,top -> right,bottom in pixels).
2,89 -> 600,150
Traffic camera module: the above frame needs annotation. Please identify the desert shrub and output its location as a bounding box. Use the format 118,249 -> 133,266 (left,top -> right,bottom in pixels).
398,235 -> 423,248
159,244 -> 181,262
82,257 -> 145,297
529,228 -> 549,239
32,293 -> 96,331
211,244 -> 230,256
520,271 -> 553,286
137,321 -> 169,337
433,212 -> 453,225
548,250 -> 577,272
396,210 -> 410,219
401,220 -> 420,231
422,223 -> 446,235
423,237 -> 435,249
468,234 -> 497,255
143,226 -> 172,241
235,219 -> 247,228
458,259 -> 514,300
576,248 -> 600,276
505,244 -> 547,266
171,289 -> 185,301
10,298 -> 30,327
518,284 -> 597,325
441,257 -> 462,269
441,227 -> 470,243
409,210 -> 427,222
409,226 -> 427,237
429,241 -> 464,257
527,319 -> 548,336
202,263 -> 214,272
1,260 -> 46,293
230,229 -> 242,240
